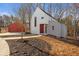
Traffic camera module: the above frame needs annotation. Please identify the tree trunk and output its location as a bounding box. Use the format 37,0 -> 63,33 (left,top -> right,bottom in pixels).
28,8 -> 32,33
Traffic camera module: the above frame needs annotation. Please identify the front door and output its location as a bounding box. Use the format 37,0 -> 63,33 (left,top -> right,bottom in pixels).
40,24 -> 44,33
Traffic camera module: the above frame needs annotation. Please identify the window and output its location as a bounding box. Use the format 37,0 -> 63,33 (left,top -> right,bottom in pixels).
52,26 -> 54,30
34,17 -> 37,27
41,17 -> 44,19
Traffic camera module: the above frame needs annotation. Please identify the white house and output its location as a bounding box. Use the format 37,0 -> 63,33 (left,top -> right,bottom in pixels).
30,7 -> 67,38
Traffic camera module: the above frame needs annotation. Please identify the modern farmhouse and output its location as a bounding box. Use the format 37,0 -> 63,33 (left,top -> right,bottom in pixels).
31,7 -> 67,38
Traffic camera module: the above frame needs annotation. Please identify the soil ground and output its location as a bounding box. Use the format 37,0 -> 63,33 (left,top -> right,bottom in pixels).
4,35 -> 79,56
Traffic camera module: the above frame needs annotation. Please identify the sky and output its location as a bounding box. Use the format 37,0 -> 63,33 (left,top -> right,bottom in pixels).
0,3 -> 72,16
0,3 -> 21,16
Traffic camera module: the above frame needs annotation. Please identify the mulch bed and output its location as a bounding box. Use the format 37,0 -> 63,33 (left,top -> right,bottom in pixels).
6,39 -> 50,56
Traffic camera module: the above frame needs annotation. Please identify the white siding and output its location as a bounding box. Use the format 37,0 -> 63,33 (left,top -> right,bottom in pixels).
31,7 -> 51,34
61,24 -> 67,38
31,7 -> 67,38
47,20 -> 61,37
47,19 -> 67,38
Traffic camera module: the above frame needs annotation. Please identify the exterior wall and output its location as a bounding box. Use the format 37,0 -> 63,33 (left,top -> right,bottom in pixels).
61,24 -> 67,38
47,20 -> 62,37
31,7 -> 51,34
47,19 -> 67,38
31,7 -> 67,38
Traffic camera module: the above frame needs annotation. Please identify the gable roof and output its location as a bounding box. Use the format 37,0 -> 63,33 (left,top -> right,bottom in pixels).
39,7 -> 56,20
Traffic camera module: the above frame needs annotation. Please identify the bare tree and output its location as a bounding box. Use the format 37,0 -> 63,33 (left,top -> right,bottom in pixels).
36,3 -> 42,8
42,3 -> 46,10
15,4 -> 27,39
36,3 -> 46,10
73,3 -> 79,8
72,3 -> 79,40
51,4 -> 66,21
25,3 -> 33,32
64,4 -> 79,39
48,3 -> 52,15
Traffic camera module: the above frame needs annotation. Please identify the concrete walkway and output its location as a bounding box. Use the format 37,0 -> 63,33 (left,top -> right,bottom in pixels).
2,35 -> 42,40
0,32 -> 22,36
0,32 -> 42,40
0,38 -> 10,56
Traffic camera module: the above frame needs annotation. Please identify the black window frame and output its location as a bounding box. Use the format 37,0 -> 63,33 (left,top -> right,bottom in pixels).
34,17 -> 37,27
52,26 -> 54,30
41,17 -> 44,19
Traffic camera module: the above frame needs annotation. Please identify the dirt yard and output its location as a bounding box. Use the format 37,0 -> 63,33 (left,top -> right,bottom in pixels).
5,35 -> 79,56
